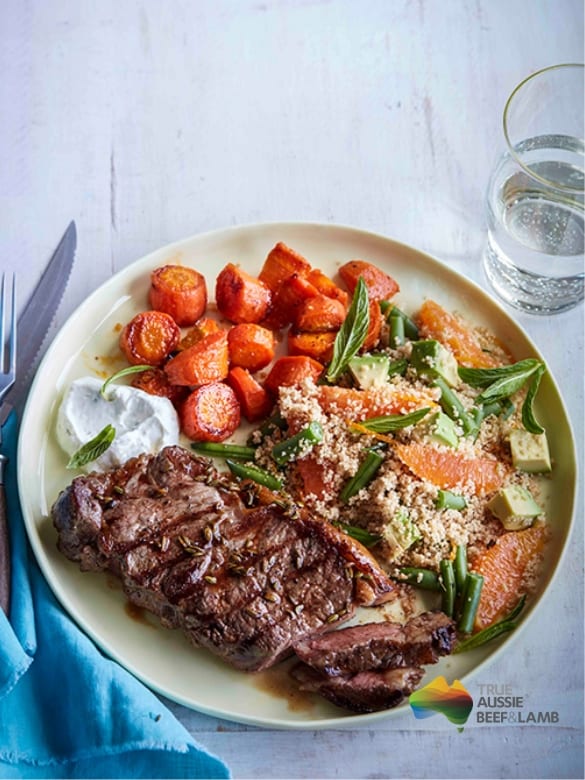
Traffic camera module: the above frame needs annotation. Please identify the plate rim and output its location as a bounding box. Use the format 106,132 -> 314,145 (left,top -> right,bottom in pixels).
17,220 -> 578,729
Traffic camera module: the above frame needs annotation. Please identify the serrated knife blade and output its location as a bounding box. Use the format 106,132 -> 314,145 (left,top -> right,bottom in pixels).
11,221 -> 76,410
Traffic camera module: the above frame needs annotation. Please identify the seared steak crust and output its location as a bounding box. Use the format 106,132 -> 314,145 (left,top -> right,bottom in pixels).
52,445 -> 395,672
292,611 -> 456,676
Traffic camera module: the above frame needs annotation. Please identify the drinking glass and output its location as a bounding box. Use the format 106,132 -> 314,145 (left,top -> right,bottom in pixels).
483,63 -> 584,314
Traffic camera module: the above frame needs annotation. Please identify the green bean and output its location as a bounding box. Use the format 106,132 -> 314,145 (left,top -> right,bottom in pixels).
386,305 -> 419,340
440,559 -> 456,617
434,377 -> 476,436
271,421 -> 323,465
389,313 -> 405,348
337,523 -> 381,548
457,572 -> 484,634
454,544 -> 468,596
435,490 -> 467,511
454,594 -> 527,653
398,566 -> 442,591
191,442 -> 256,460
225,460 -> 283,491
340,448 -> 385,502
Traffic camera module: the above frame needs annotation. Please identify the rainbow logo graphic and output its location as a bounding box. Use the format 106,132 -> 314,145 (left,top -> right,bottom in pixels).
409,675 -> 473,730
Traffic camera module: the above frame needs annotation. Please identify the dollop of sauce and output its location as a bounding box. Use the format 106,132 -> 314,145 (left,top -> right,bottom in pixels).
56,376 -> 179,472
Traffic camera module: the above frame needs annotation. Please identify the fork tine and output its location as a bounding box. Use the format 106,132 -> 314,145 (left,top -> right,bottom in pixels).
0,272 -> 16,379
9,274 -> 16,376
0,273 -> 5,371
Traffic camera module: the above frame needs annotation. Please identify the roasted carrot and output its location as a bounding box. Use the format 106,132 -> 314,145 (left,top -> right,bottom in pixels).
287,330 -> 337,362
131,367 -> 188,407
215,263 -> 272,324
227,366 -> 274,422
258,242 -> 312,292
339,260 -> 400,301
262,273 -> 320,330
164,330 -> 229,386
178,317 -> 221,351
149,265 -> 207,326
119,310 -> 181,366
307,268 -> 349,307
180,382 -> 241,442
227,323 -> 276,372
361,300 -> 382,351
264,355 -> 324,395
294,294 -> 346,332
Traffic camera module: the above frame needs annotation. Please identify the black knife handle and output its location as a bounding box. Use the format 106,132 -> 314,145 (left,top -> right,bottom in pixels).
0,454 -> 10,615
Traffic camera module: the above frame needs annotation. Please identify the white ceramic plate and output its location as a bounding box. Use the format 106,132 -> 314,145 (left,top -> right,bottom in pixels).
18,222 -> 577,728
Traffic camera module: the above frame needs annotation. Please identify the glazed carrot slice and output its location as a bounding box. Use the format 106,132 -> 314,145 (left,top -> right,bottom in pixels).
227,323 -> 275,373
471,525 -> 548,630
227,366 -> 274,422
294,294 -> 346,332
178,317 -> 221,351
119,310 -> 180,366
180,381 -> 241,442
307,268 -> 349,308
264,356 -> 324,395
215,263 -> 272,324
287,330 -> 337,363
339,260 -> 400,301
393,441 -> 507,496
416,299 -> 505,368
164,330 -> 229,386
258,242 -> 312,291
149,265 -> 207,326
361,299 -> 382,352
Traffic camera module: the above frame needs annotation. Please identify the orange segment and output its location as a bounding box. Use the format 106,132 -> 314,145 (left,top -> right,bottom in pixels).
316,386 -> 437,419
393,441 -> 506,496
471,525 -> 548,630
416,299 -> 505,368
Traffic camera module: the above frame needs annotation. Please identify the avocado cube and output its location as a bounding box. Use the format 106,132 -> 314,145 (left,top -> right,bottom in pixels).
427,411 -> 460,448
509,429 -> 551,473
410,339 -> 459,387
487,485 -> 542,530
348,354 -> 391,390
382,507 -> 421,559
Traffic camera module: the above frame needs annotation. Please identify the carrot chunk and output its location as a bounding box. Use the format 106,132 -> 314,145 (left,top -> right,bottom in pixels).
215,263 -> 272,324
294,294 -> 346,332
416,299 -> 505,368
264,356 -> 324,395
258,242 -> 312,292
287,330 -> 337,363
178,317 -> 221,351
339,260 -> 400,301
307,268 -> 349,307
149,265 -> 207,326
180,382 -> 241,442
393,441 -> 507,496
164,330 -> 229,387
227,366 -> 274,422
362,300 -> 382,352
262,274 -> 320,330
227,323 -> 275,373
471,525 -> 548,630
130,367 -> 188,407
119,311 -> 181,366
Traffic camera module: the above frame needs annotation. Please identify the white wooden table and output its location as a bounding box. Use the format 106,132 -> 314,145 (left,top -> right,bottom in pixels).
2,1 -> 583,777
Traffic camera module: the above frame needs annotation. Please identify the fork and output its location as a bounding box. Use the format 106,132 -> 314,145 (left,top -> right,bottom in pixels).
0,272 -> 16,615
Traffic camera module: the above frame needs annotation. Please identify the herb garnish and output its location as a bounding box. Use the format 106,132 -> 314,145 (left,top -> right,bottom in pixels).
350,407 -> 431,434
336,522 -> 381,548
326,277 -> 370,383
100,364 -> 152,399
66,424 -> 116,469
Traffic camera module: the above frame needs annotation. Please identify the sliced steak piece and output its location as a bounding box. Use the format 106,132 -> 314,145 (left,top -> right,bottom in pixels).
291,663 -> 425,714
292,611 -> 456,676
52,445 -> 395,672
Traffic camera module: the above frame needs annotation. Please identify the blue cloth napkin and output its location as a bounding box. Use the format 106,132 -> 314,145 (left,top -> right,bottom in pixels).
0,411 -> 230,779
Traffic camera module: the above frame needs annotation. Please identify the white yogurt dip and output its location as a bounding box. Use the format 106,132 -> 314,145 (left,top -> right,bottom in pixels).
56,376 -> 180,472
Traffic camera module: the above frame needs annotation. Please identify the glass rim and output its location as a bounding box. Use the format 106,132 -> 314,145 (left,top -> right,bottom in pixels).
503,63 -> 585,195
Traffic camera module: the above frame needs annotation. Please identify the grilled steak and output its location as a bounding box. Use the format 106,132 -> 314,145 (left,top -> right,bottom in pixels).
52,445 -> 395,672
290,663 -> 425,714
292,611 -> 456,676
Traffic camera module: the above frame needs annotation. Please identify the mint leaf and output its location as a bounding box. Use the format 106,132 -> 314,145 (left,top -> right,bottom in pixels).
66,424 -> 116,469
326,277 -> 370,383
